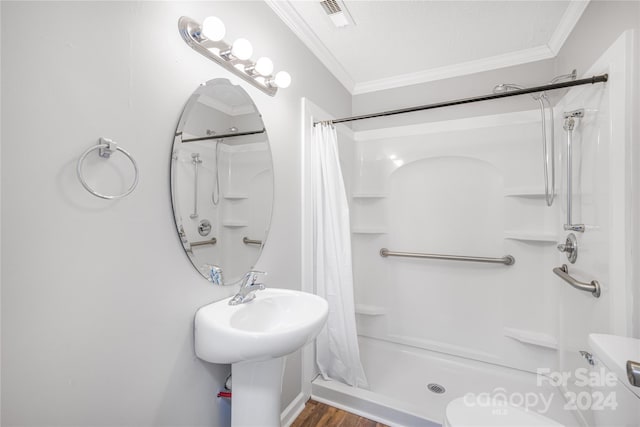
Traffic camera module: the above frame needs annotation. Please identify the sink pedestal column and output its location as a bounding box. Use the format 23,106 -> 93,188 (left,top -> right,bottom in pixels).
231,357 -> 285,427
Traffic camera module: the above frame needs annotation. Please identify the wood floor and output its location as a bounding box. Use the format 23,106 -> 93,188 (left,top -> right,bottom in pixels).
291,400 -> 388,427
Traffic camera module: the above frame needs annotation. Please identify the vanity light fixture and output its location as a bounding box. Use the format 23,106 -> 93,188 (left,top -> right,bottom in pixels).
178,16 -> 292,96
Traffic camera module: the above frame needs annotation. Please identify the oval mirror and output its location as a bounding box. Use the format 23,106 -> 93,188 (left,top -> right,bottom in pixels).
171,79 -> 273,285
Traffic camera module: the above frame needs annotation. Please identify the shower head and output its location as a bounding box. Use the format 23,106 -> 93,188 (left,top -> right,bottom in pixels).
550,69 -> 577,84
493,70 -> 577,96
492,83 -> 525,94
493,82 -> 544,101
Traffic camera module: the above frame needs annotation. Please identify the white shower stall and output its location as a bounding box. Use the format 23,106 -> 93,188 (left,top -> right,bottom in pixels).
302,31 -> 634,426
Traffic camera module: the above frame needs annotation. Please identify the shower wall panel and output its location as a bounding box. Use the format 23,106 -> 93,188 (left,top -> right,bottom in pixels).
553,32 -> 633,425
347,111 -> 561,373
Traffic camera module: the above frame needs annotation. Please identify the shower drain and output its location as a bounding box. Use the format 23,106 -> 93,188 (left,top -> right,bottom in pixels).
427,383 -> 446,394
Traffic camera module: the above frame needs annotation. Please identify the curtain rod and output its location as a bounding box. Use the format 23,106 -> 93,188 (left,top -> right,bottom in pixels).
181,128 -> 266,143
314,74 -> 608,126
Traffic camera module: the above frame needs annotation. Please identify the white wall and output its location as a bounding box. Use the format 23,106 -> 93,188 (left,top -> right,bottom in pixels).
553,0 -> 640,337
351,59 -> 557,131
0,1 -> 350,425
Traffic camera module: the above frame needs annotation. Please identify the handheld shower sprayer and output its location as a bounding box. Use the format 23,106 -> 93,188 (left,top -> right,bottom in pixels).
492,70 -> 577,207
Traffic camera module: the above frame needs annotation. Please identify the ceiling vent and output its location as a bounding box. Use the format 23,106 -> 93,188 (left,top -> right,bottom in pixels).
319,0 -> 355,28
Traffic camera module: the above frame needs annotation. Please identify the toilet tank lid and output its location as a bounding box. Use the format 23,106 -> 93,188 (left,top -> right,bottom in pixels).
445,397 -> 563,426
589,334 -> 640,398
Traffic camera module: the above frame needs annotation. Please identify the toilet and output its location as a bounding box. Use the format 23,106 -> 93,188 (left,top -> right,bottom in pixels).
588,334 -> 640,426
443,396 -> 563,426
443,334 -> 640,426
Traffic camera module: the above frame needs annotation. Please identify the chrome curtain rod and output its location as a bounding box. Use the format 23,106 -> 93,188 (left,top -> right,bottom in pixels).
314,74 -> 608,126
181,129 -> 266,143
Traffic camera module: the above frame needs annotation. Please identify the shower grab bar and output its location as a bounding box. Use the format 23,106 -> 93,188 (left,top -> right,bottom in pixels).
380,248 -> 515,265
552,264 -> 600,298
563,109 -> 585,232
188,237 -> 217,249
243,237 -> 262,246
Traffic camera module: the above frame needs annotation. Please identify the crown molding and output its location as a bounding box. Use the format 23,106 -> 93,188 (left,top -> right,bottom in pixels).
199,96 -> 256,117
548,0 -> 590,55
352,45 -> 555,95
266,0 -> 590,96
264,0 -> 356,93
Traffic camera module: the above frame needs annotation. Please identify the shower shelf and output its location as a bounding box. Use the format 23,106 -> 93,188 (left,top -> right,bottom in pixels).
355,304 -> 387,316
503,231 -> 558,243
352,193 -> 388,199
222,221 -> 249,228
352,227 -> 388,234
223,193 -> 249,200
503,327 -> 558,350
503,187 -> 554,198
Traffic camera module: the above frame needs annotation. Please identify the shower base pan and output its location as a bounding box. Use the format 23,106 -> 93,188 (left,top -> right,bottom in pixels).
311,336 -> 578,426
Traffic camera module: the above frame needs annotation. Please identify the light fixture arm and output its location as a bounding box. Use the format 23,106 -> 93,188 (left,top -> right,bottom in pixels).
178,16 -> 284,97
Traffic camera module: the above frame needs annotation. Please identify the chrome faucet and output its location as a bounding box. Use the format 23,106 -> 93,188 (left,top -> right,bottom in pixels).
229,270 -> 266,305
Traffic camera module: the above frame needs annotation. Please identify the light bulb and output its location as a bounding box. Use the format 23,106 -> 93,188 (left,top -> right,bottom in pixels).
231,38 -> 253,60
254,57 -> 274,76
201,16 -> 226,41
274,71 -> 291,89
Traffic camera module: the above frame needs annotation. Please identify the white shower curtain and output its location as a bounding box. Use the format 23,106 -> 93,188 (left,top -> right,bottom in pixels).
311,122 -> 368,388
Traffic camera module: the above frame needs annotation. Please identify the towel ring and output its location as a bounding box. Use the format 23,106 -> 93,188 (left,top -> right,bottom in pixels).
77,138 -> 139,200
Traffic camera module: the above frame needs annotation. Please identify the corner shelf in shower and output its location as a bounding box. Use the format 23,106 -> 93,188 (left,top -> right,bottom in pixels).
352,227 -> 388,234
503,187 -> 556,198
503,231 -> 558,243
222,221 -> 249,228
503,327 -> 558,350
351,193 -> 388,199
223,193 -> 249,200
355,304 -> 387,316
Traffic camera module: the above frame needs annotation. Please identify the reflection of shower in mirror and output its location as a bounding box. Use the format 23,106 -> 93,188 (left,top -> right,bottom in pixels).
190,153 -> 202,219
170,78 -> 274,285
211,141 -> 220,206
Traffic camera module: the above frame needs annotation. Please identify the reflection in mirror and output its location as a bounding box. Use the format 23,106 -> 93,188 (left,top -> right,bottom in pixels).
171,79 -> 273,285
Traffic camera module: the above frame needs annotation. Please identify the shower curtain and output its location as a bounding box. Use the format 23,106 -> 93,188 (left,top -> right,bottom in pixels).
311,122 -> 368,388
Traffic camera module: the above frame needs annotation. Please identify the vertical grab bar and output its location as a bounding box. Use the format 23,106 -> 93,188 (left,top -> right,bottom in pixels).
563,109 -> 585,232
190,153 -> 202,219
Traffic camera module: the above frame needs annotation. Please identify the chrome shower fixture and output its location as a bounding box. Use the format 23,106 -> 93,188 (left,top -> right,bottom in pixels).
492,71 -> 577,207
492,83 -> 525,93
563,108 -> 585,232
550,69 -> 578,84
493,70 -> 577,99
178,16 -> 291,97
557,233 -> 578,263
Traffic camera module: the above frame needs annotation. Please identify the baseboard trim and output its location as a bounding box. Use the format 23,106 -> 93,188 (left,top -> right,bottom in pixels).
281,392 -> 308,427
311,378 -> 438,427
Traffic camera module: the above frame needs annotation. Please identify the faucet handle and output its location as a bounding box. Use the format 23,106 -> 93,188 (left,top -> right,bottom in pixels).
243,270 -> 267,285
628,360 -> 640,387
557,234 -> 578,263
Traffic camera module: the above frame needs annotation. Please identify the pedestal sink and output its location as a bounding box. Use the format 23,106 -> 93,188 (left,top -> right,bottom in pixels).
195,288 -> 328,427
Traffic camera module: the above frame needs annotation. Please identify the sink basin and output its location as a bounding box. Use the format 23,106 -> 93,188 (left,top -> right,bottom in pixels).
195,288 -> 329,364
195,288 -> 328,426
